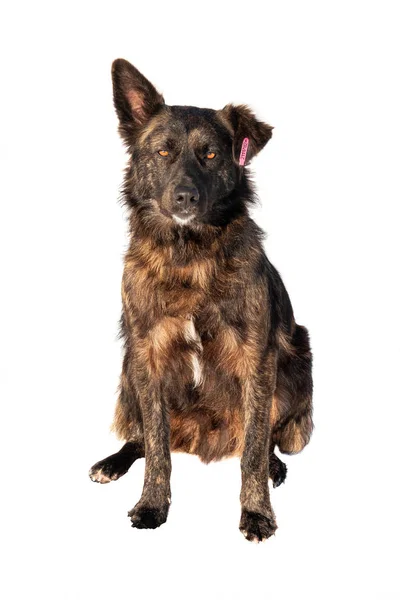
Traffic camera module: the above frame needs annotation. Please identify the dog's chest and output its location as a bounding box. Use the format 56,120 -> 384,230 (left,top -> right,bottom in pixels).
124,244 -> 254,387
182,316 -> 204,387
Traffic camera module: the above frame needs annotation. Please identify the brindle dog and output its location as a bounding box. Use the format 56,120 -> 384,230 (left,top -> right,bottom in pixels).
89,59 -> 313,542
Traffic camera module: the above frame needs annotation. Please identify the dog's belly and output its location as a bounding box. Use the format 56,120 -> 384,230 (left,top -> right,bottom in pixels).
149,311 -> 261,462
169,405 -> 244,463
166,317 -> 247,462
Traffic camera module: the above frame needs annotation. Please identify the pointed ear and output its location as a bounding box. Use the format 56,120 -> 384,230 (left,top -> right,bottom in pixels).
112,58 -> 165,140
218,104 -> 273,165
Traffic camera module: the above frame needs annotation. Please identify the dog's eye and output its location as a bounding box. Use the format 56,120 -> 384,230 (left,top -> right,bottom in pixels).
158,150 -> 169,157
206,152 -> 216,160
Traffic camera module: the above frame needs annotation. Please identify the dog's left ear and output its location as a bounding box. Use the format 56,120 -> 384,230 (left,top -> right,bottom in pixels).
112,58 -> 165,141
218,104 -> 273,165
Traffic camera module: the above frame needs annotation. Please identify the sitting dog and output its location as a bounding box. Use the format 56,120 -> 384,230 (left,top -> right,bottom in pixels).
89,58 -> 313,542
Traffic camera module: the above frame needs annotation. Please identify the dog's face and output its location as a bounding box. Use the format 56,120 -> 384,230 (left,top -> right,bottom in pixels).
112,59 -> 273,227
125,105 -> 238,226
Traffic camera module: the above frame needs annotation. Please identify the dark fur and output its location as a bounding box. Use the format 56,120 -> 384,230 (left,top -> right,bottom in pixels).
89,59 -> 313,542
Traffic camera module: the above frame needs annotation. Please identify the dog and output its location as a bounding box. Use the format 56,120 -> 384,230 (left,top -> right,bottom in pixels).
89,58 -> 313,542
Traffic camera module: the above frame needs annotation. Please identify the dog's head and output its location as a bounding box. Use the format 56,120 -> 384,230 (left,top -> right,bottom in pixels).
112,59 -> 273,227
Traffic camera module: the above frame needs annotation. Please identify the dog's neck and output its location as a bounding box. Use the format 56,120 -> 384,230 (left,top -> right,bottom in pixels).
127,206 -> 252,269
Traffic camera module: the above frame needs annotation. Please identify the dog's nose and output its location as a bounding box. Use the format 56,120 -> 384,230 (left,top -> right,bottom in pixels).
173,185 -> 199,210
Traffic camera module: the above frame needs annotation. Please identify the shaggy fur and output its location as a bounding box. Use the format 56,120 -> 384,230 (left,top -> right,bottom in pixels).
89,59 -> 313,542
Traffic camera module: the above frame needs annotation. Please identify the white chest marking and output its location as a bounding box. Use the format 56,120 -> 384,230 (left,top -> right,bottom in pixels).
183,318 -> 203,387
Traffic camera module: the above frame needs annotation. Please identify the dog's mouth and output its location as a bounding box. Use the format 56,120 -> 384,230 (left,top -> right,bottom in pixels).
154,201 -> 202,226
172,212 -> 197,225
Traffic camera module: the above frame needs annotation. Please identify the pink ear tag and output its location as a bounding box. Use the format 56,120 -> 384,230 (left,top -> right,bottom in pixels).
239,137 -> 249,166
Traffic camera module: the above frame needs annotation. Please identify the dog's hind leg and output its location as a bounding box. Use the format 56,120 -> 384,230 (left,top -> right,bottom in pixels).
89,440 -> 144,484
274,324 -> 314,455
89,346 -> 145,484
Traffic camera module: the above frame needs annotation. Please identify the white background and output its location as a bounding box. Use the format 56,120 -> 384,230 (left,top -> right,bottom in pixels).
1,1 -> 399,598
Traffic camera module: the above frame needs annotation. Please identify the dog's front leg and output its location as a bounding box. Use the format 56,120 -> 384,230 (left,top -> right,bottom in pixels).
128,380 -> 171,530
239,349 -> 278,542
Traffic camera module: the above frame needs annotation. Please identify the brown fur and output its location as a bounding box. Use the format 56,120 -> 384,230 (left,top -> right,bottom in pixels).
89,59 -> 313,541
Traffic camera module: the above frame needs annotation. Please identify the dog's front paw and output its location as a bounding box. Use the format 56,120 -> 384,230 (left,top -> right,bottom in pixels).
128,503 -> 170,530
239,509 -> 277,543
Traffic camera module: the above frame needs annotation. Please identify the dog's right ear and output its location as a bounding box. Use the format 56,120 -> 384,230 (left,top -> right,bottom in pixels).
112,59 -> 165,141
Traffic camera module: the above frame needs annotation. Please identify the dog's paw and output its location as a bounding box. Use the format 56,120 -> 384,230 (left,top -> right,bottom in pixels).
239,509 -> 277,543
128,503 -> 170,530
270,458 -> 287,488
89,456 -> 129,484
